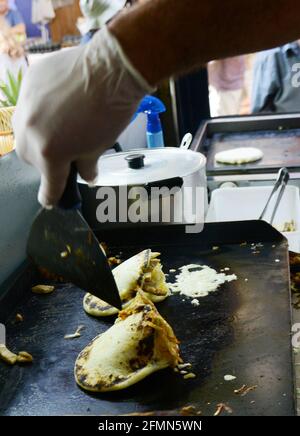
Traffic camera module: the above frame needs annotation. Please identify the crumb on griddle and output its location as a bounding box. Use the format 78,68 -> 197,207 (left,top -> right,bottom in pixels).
0,345 -> 18,365
60,250 -> 69,259
214,403 -> 233,416
180,405 -> 202,416
0,346 -> 33,365
64,325 -> 85,340
224,374 -> 236,381
183,372 -> 196,380
234,384 -> 246,394
17,351 -> 33,363
234,384 -> 257,396
178,363 -> 192,370
108,256 -> 122,266
15,313 -> 23,323
31,284 -> 55,294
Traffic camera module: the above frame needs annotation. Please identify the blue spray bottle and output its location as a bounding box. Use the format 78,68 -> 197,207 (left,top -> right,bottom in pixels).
135,95 -> 166,148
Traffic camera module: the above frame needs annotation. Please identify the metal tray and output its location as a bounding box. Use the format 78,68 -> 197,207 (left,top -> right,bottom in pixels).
192,114 -> 300,176
0,221 -> 295,416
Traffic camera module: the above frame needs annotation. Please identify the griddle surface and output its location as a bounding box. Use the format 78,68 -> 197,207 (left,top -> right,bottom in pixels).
206,129 -> 300,175
0,222 -> 294,416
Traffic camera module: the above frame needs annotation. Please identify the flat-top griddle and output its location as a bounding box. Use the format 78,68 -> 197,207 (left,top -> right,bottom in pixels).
0,221 -> 295,416
192,115 -> 300,176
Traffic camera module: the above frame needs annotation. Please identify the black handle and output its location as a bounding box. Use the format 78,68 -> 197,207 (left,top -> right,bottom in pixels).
113,142 -> 123,153
58,162 -> 82,210
145,177 -> 184,193
125,154 -> 145,169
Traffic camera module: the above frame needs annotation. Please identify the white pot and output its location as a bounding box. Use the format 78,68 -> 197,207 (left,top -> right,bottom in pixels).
78,147 -> 207,230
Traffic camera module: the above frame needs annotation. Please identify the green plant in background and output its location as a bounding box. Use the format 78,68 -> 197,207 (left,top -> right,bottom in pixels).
0,69 -> 23,107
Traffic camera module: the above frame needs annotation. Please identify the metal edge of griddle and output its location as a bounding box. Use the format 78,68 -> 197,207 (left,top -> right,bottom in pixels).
191,114 -> 300,149
94,220 -> 285,249
205,165 -> 300,177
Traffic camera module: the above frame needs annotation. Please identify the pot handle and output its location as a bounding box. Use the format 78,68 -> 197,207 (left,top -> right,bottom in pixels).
145,177 -> 184,193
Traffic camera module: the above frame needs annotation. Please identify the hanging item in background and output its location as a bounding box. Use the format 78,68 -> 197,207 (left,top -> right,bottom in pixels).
32,0 -> 56,41
51,0 -> 74,8
78,0 -> 125,37
0,15 -> 24,58
8,1 -> 16,10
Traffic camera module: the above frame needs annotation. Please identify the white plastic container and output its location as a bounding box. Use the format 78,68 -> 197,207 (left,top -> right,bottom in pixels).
206,186 -> 300,252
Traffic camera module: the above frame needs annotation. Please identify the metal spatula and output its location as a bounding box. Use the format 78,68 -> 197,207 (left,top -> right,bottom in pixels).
27,164 -> 122,309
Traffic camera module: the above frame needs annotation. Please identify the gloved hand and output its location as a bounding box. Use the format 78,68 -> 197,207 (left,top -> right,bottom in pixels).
13,26 -> 153,207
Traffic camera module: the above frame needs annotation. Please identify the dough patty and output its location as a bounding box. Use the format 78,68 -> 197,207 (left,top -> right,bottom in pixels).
215,147 -> 263,165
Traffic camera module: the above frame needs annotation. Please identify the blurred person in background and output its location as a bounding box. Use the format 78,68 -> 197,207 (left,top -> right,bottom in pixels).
0,0 -> 26,91
251,41 -> 300,113
0,0 -> 25,39
208,56 -> 246,117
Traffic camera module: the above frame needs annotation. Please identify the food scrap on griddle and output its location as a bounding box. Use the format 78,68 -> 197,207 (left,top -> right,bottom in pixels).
214,403 -> 233,416
64,325 -> 85,340
234,384 -> 257,396
168,264 -> 237,302
0,345 -> 33,365
31,284 -> 55,294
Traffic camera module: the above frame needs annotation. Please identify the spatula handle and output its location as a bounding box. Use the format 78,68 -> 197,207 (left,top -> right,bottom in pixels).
58,163 -> 82,210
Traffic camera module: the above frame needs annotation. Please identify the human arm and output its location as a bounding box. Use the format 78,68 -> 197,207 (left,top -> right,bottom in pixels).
109,0 -> 300,86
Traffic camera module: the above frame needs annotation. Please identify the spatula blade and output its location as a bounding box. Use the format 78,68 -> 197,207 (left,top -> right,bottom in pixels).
27,207 -> 122,310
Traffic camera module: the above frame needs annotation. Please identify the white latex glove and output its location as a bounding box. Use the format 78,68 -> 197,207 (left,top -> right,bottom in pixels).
13,26 -> 154,207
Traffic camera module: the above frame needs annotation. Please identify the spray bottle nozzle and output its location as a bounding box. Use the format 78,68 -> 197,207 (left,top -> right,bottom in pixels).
133,96 -> 166,148
135,96 -> 166,129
